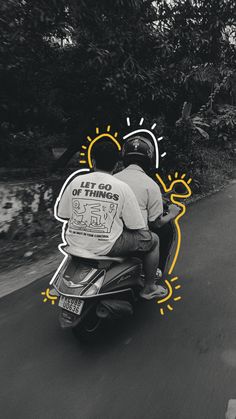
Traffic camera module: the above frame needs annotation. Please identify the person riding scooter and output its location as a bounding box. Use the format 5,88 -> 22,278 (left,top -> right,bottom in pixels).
57,140 -> 167,300
114,135 -> 180,293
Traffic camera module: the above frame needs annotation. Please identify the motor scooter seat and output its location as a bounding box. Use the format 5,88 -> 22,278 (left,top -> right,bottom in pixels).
64,245 -> 125,263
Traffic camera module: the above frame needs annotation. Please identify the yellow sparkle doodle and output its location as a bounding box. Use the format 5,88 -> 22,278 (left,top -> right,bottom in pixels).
155,173 -> 192,316
79,125 -> 121,168
41,288 -> 58,305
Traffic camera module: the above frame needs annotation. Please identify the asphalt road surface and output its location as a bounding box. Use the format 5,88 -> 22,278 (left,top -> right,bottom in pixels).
1,183 -> 236,419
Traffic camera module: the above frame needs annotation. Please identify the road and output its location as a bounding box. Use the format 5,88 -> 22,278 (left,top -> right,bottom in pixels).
1,183 -> 236,419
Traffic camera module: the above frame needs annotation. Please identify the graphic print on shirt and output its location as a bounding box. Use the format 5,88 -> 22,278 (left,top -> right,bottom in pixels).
69,198 -> 118,234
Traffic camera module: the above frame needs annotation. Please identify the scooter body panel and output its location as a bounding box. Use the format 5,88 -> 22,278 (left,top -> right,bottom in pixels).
52,255 -> 142,298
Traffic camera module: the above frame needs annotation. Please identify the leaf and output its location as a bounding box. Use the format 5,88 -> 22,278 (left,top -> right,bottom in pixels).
195,126 -> 209,140
181,102 -> 192,119
192,116 -> 210,127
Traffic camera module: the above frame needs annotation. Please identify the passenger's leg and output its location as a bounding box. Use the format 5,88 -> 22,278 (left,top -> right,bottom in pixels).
140,232 -> 168,299
108,230 -> 167,299
150,223 -> 174,273
142,232 -> 160,293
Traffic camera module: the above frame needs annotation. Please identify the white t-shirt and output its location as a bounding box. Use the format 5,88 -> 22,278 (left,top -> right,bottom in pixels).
57,171 -> 145,255
115,164 -> 163,228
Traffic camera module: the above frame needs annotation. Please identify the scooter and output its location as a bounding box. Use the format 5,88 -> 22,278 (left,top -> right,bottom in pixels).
51,202 -> 176,340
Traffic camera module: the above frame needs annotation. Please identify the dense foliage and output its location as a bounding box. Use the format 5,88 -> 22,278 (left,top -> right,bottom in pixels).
0,0 -> 236,176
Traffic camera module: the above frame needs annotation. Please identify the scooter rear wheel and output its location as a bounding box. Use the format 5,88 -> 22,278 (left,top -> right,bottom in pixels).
72,314 -> 103,341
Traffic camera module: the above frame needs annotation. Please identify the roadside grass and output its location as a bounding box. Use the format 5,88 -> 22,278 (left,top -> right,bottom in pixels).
190,148 -> 235,195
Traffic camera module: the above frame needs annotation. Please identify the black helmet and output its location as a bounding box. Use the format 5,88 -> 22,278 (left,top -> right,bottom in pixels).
122,136 -> 155,170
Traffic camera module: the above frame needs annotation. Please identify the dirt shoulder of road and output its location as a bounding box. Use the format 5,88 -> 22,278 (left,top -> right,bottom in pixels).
0,178 -> 235,299
0,250 -> 64,298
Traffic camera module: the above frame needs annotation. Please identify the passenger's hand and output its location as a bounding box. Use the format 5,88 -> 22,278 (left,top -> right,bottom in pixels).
169,204 -> 180,218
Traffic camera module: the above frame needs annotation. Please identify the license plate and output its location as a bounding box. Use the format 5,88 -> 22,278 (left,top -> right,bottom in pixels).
59,296 -> 84,315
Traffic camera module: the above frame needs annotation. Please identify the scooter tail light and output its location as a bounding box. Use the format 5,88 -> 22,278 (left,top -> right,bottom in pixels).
82,274 -> 104,296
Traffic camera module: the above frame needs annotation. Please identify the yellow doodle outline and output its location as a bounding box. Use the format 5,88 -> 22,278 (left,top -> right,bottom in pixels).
155,174 -> 192,314
156,173 -> 192,275
159,279 -> 173,303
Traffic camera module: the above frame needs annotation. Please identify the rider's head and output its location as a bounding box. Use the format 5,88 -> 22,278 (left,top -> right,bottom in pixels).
92,140 -> 120,172
122,136 -> 155,173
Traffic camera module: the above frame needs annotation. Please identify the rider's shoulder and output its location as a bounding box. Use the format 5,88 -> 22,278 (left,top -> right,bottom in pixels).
112,175 -> 132,190
145,175 -> 161,192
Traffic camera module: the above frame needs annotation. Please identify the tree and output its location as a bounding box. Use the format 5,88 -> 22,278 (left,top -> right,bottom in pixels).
0,0 -> 235,169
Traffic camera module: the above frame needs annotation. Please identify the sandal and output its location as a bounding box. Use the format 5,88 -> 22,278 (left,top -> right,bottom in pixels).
140,285 -> 168,300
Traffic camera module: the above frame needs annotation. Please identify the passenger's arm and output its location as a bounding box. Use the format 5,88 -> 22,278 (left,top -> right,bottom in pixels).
149,204 -> 180,229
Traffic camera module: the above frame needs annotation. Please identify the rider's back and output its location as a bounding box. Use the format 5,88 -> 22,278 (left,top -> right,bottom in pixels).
115,164 -> 163,227
57,171 -> 145,256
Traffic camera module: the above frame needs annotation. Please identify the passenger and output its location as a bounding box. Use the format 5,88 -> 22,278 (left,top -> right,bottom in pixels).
57,140 -> 167,299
